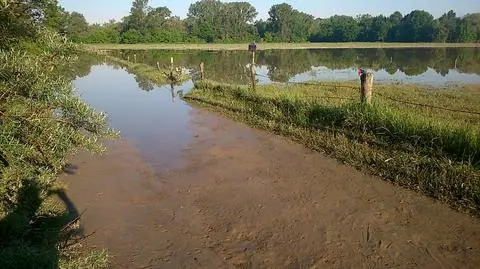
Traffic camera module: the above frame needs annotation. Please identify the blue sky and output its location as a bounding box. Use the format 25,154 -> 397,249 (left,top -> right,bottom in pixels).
59,0 -> 480,24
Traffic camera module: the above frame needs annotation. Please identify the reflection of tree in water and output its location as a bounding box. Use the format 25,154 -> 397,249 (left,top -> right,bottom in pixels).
259,50 -> 314,82
183,51 -> 252,84
107,48 -> 480,84
65,53 -> 102,79
135,75 -> 155,91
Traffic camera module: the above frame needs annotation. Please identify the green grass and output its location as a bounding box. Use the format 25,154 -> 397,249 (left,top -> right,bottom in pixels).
85,42 -> 480,51
185,80 -> 480,215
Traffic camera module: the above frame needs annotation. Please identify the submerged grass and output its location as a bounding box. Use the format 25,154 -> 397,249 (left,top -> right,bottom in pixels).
185,80 -> 480,215
102,54 -> 189,86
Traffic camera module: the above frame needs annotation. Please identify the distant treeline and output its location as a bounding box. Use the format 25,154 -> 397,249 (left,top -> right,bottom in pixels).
52,0 -> 480,43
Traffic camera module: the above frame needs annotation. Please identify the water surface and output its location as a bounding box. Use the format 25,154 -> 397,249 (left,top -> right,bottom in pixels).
74,64 -> 194,173
109,48 -> 480,87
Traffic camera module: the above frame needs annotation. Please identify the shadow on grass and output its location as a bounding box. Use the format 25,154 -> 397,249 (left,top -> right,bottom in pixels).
0,182 -> 82,269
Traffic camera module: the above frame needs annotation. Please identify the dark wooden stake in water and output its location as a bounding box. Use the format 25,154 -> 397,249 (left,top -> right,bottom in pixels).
249,43 -> 257,90
360,73 -> 374,104
200,62 -> 205,80
250,52 -> 256,89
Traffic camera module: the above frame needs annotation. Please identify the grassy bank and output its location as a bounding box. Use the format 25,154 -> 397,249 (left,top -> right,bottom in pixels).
85,42 -> 480,51
185,81 -> 480,215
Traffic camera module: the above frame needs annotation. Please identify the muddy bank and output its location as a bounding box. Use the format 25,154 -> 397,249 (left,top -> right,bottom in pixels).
63,108 -> 480,269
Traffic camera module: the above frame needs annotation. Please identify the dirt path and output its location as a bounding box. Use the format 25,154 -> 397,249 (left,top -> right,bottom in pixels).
63,108 -> 480,269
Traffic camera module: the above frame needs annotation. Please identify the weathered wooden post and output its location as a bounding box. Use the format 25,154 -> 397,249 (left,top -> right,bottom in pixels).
127,55 -> 130,62
199,62 -> 205,80
156,61 -> 161,70
455,58 -> 458,69
360,72 -> 374,104
134,54 -> 137,63
248,42 -> 257,89
170,57 -> 174,77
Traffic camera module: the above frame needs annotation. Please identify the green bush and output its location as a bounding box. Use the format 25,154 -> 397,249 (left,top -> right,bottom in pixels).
0,29 -> 116,215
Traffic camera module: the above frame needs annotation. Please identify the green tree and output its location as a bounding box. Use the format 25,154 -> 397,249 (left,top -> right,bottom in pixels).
121,29 -> 143,43
386,11 -> 403,41
124,0 -> 149,33
330,15 -> 359,42
145,6 -> 171,30
64,12 -> 89,42
187,0 -> 222,42
398,10 -> 435,42
0,0 -> 64,47
222,2 -> 258,41
309,18 -> 333,42
42,0 -> 68,31
370,15 -> 389,41
267,3 -> 313,42
458,13 -> 480,42
255,19 -> 268,40
434,10 -> 460,42
357,15 -> 373,41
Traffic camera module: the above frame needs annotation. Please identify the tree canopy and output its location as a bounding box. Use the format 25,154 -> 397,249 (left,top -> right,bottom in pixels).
53,0 -> 480,44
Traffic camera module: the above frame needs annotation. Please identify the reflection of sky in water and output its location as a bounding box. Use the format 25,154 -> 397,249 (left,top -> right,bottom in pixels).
252,65 -> 480,87
112,48 -> 480,87
74,64 -> 194,173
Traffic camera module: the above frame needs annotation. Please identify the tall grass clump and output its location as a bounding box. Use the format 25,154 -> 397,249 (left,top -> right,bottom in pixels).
185,80 -> 480,214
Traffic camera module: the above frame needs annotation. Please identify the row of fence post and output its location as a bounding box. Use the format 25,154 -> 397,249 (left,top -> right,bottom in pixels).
149,51 -> 373,105
196,59 -> 375,105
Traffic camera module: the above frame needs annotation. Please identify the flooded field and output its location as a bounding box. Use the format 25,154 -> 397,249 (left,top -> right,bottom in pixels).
73,47 -> 480,172
65,52 -> 480,268
108,48 -> 480,87
74,64 -> 194,173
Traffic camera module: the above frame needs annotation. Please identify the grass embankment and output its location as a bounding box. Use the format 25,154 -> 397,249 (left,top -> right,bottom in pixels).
185,81 -> 480,214
86,42 -> 480,51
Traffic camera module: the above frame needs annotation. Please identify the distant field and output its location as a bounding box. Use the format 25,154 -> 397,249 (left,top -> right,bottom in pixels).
85,42 -> 480,51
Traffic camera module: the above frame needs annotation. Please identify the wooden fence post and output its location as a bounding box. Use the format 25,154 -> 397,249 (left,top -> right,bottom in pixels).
156,61 -> 161,70
133,54 -> 137,63
360,73 -> 374,104
170,57 -> 174,77
199,62 -> 205,80
250,51 -> 256,90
